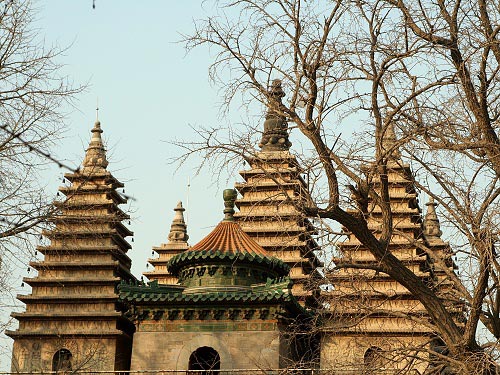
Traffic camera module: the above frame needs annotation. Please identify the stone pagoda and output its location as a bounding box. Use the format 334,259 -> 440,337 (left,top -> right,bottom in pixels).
235,80 -> 321,305
320,126 -> 458,373
144,201 -> 190,284
7,120 -> 135,372
119,189 -> 310,370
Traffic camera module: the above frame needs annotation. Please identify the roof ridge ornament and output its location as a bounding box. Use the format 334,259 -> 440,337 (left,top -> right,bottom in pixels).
223,189 -> 237,222
82,119 -> 109,172
258,79 -> 291,151
168,201 -> 189,243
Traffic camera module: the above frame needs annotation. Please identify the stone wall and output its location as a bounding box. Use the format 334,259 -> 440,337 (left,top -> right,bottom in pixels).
131,330 -> 281,370
10,337 -> 122,372
320,335 -> 429,373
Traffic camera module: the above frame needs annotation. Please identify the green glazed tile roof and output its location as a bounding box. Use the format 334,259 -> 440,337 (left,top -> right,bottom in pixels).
118,278 -> 296,305
190,221 -> 268,256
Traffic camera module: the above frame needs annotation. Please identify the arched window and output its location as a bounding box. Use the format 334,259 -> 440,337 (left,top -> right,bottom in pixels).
188,346 -> 220,375
364,346 -> 386,369
52,349 -> 72,373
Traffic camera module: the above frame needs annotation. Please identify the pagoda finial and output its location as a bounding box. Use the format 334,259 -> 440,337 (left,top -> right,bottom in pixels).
223,189 -> 237,221
82,119 -> 109,172
258,79 -> 291,151
167,201 -> 189,243
379,123 -> 401,160
96,97 -> 99,121
424,196 -> 443,242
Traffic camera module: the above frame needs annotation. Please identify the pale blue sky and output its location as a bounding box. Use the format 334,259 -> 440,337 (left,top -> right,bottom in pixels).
38,0 -> 236,275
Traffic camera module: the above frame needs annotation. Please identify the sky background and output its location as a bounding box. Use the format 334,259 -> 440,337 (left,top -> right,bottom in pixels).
36,1 -> 236,272
0,0 -> 254,368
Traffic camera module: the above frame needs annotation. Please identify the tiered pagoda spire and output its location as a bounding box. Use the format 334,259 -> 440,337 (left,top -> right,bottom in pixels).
8,120 -> 135,372
82,119 -> 109,172
423,197 -> 461,312
144,202 -> 190,284
423,197 -> 443,242
320,129 -> 459,373
378,122 -> 401,161
235,80 -> 321,305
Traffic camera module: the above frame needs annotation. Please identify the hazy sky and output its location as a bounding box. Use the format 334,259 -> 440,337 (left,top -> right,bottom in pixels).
0,0 -> 254,368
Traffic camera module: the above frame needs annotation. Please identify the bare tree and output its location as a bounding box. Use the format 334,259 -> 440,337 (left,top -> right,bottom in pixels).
0,0 -> 80,351
180,0 -> 500,373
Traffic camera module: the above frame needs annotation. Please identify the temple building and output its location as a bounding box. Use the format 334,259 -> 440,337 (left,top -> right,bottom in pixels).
119,188 -> 310,370
7,82 -> 459,373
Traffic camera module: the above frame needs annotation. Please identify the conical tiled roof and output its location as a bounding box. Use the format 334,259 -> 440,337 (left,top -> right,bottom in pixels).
168,189 -> 289,278
190,221 -> 268,256
190,188 -> 268,256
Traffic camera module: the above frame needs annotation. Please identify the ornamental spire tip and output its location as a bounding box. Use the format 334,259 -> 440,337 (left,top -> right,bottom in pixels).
424,196 -> 443,242
167,201 -> 189,243
223,189 -> 237,221
259,79 -> 291,151
82,118 -> 108,172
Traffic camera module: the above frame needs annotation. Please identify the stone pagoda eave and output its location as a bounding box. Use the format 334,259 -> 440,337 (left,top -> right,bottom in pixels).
234,180 -> 305,192
17,294 -> 119,303
11,311 -> 122,320
143,270 -> 172,278
326,274 -> 431,285
64,170 -> 124,187
6,329 -> 131,339
50,213 -> 131,224
53,200 -> 120,210
28,260 -> 136,281
239,167 -> 301,177
339,239 -> 426,247
233,212 -> 305,219
236,196 -> 303,205
329,256 -> 427,265
320,308 -> 430,318
23,276 -> 120,286
59,186 -> 127,204
42,228 -> 128,237
36,245 -> 133,268
29,260 -> 121,268
247,150 -> 301,162
325,271 -> 424,281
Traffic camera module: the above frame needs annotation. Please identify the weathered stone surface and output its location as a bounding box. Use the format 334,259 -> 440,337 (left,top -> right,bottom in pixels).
8,121 -> 134,371
131,331 -> 281,370
146,202 -> 190,284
